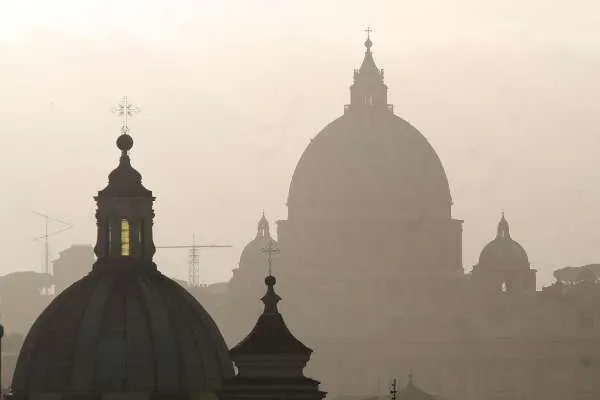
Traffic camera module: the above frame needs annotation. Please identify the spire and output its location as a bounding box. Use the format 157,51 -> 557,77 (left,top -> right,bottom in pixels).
261,239 -> 281,312
364,26 -> 373,53
349,28 -> 389,111
228,242 -> 312,357
496,212 -> 511,239
224,245 -> 324,400
229,271 -> 312,356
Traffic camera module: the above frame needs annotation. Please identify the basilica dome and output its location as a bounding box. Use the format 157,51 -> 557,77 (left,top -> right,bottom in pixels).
288,111 -> 452,220
287,39 -> 451,221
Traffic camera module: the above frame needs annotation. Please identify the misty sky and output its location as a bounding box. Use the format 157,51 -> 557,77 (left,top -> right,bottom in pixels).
1,0 -> 599,287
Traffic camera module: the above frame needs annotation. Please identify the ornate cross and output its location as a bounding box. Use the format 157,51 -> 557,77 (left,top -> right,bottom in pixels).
365,26 -> 372,38
261,239 -> 280,276
111,96 -> 140,134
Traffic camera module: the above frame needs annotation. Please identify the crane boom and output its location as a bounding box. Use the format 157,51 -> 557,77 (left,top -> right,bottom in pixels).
155,238 -> 233,287
156,245 -> 232,249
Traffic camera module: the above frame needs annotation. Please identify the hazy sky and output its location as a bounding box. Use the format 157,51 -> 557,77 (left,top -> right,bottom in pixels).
1,0 -> 599,286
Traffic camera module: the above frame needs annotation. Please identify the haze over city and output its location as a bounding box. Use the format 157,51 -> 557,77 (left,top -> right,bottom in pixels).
1,0 -> 600,287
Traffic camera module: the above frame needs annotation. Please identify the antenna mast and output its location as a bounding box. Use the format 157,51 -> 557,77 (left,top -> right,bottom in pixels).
189,234 -> 201,287
389,378 -> 398,400
32,212 -> 73,275
156,237 -> 232,287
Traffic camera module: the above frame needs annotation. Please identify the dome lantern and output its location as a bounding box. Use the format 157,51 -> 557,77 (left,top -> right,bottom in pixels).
349,29 -> 389,111
93,97 -> 155,263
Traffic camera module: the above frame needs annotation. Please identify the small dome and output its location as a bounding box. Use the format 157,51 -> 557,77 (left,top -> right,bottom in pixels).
477,214 -> 529,270
238,214 -> 277,269
11,259 -> 234,395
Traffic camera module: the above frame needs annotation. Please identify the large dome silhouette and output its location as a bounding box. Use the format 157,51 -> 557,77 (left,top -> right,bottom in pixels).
11,262 -> 233,395
288,109 -> 452,221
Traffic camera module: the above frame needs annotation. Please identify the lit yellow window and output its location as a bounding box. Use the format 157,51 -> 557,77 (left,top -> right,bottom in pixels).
121,219 -> 130,256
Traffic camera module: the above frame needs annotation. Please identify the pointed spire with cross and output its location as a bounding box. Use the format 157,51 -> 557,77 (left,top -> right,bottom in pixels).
111,96 -> 140,134
261,238 -> 280,277
364,26 -> 373,52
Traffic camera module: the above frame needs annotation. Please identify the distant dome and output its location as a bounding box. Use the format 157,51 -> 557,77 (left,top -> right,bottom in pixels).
478,214 -> 529,270
287,110 -> 452,220
12,259 -> 233,395
239,213 -> 277,269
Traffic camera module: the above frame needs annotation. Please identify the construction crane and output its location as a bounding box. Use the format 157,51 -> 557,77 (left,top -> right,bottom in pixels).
32,212 -> 73,275
156,235 -> 232,287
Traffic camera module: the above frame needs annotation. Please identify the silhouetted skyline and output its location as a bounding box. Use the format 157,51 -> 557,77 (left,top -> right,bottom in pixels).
1,1 -> 600,288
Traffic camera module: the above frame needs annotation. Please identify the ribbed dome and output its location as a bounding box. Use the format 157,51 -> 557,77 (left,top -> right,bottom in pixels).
11,259 -> 234,396
477,215 -> 529,270
287,109 -> 452,220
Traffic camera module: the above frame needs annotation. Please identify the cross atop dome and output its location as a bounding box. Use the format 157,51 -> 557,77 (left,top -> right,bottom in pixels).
364,26 -> 373,51
111,96 -> 139,135
261,238 -> 279,277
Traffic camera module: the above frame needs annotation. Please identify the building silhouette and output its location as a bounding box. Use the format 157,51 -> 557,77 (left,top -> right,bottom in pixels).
217,35 -> 600,400
221,269 -> 325,400
52,244 -> 95,294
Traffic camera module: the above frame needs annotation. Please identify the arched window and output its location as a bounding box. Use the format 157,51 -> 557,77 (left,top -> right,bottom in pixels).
121,219 -> 130,256
501,282 -> 508,292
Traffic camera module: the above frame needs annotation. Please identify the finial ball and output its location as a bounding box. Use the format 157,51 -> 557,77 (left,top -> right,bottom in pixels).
265,275 -> 276,286
116,133 -> 134,152
365,37 -> 373,50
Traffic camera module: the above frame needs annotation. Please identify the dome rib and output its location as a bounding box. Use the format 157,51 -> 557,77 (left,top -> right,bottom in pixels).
154,278 -> 208,390
124,278 -> 155,390
70,274 -> 115,392
174,280 -> 233,385
137,277 -> 180,391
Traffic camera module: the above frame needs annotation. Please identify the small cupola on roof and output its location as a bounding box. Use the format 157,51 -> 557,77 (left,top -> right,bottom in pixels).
222,240 -> 326,400
94,97 -> 156,263
348,29 -> 390,111
478,213 -> 529,270
472,213 -> 536,293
